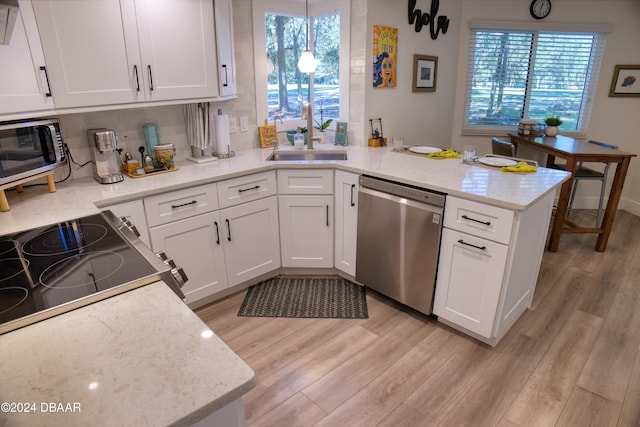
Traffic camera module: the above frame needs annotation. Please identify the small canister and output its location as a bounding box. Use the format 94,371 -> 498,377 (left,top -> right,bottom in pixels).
153,143 -> 175,168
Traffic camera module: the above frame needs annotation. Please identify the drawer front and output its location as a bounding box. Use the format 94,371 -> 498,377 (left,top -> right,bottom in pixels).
277,169 -> 333,194
144,183 -> 219,227
444,196 -> 514,245
217,171 -> 277,209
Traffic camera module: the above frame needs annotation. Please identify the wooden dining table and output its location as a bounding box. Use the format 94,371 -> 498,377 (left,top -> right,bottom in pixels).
509,133 -> 637,252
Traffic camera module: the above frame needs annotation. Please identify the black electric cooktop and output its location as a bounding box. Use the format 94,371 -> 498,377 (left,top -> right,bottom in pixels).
0,213 -> 158,333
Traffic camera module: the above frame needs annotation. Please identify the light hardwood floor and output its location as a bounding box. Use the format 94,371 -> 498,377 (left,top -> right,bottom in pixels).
196,210 -> 640,427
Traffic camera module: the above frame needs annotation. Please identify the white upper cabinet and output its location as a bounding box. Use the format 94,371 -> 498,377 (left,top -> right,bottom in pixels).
135,0 -> 218,101
0,0 -> 54,116
214,0 -> 236,97
31,0 -> 218,109
31,0 -> 143,107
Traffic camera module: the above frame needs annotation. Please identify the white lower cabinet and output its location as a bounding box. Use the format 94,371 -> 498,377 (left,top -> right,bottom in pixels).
279,195 -> 334,268
334,171 -> 359,276
433,228 -> 508,338
220,196 -> 281,287
148,195 -> 280,305
143,172 -> 280,305
149,211 -> 228,304
433,192 -> 554,346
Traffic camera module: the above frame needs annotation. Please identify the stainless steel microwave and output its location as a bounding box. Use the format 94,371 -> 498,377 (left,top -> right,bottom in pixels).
0,119 -> 67,186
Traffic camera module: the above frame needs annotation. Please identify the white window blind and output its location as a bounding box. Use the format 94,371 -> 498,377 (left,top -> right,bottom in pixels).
463,26 -> 607,136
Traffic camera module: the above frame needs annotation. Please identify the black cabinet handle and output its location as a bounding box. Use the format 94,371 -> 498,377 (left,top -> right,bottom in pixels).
39,66 -> 52,97
148,65 -> 154,91
226,219 -> 231,241
457,239 -> 487,251
238,185 -> 260,193
461,214 -> 491,226
133,65 -> 140,92
350,184 -> 356,207
222,64 -> 228,87
214,221 -> 220,245
171,200 -> 197,209
326,205 -> 329,227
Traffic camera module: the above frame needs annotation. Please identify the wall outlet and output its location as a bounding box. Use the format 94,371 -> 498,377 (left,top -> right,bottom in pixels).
240,116 -> 248,132
229,117 -> 238,133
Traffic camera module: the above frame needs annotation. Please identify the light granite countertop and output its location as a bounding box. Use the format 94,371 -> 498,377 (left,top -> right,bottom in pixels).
0,281 -> 255,427
0,145 -> 569,235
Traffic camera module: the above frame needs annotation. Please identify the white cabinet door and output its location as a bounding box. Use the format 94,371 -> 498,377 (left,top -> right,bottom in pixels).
220,196 -> 280,287
135,0 -> 218,101
31,0 -> 143,108
279,195 -> 333,268
433,228 -> 509,339
214,0 -> 236,97
0,0 -> 54,116
31,0 -> 218,108
334,171 -> 358,276
149,211 -> 228,305
102,199 -> 150,248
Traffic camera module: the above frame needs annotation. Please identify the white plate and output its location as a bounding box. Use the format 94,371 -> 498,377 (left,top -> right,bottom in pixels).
478,157 -> 518,167
408,146 -> 443,154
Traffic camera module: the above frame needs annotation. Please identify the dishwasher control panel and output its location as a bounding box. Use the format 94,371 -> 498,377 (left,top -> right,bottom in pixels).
359,175 -> 446,207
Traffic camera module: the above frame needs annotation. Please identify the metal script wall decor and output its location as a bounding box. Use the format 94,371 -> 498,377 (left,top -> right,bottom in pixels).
408,0 -> 450,40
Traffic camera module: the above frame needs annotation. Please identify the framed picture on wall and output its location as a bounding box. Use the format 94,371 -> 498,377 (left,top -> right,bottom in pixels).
412,54 -> 438,93
609,64 -> 640,97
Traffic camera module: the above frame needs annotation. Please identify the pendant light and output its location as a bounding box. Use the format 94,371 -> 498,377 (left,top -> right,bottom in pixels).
297,0 -> 317,73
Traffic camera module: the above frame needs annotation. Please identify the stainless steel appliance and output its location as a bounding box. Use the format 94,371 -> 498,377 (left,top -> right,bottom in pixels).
0,211 -> 187,334
0,118 -> 67,186
356,175 -> 445,315
88,128 -> 124,184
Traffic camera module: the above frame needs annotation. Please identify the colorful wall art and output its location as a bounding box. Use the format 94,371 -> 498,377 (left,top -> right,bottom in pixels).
373,25 -> 398,88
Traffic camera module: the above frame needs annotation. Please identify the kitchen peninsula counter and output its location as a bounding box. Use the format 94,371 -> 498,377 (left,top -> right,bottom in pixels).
0,145 -> 570,235
0,281 -> 255,427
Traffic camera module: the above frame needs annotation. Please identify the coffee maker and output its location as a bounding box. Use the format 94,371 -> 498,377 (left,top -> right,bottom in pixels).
88,129 -> 124,184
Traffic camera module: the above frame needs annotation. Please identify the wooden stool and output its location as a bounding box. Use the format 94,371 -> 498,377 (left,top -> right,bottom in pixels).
0,173 -> 56,212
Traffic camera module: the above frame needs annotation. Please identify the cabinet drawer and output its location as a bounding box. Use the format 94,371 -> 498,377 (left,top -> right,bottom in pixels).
444,196 -> 514,245
277,169 -> 333,194
217,171 -> 277,209
144,183 -> 219,227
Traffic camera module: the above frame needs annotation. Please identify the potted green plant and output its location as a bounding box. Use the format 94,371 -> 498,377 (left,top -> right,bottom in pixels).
314,101 -> 333,144
544,116 -> 563,137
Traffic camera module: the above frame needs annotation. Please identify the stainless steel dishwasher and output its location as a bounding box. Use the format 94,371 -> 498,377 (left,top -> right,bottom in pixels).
356,175 -> 445,315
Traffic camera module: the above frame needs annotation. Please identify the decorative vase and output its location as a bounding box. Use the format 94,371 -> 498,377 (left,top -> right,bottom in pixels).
317,131 -> 326,144
545,125 -> 559,137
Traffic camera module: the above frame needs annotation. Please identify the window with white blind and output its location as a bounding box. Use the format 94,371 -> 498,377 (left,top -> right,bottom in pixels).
463,23 -> 608,136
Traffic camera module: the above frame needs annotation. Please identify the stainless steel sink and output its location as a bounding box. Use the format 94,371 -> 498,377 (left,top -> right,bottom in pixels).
266,151 -> 348,161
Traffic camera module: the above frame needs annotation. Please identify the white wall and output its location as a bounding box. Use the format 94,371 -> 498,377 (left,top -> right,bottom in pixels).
364,0 -> 462,148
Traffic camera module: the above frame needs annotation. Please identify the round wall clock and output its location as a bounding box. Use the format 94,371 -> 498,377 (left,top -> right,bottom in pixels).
530,0 -> 551,20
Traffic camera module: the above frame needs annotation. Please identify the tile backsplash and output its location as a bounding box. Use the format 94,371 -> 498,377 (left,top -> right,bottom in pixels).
57,105 -> 190,180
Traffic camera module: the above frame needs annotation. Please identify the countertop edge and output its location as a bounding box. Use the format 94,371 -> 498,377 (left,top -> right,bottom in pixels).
1,146 -> 571,235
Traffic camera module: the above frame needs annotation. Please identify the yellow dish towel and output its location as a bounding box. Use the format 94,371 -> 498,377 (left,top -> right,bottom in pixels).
502,162 -> 537,173
428,149 -> 460,159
